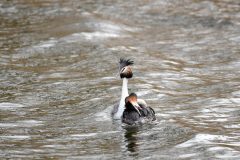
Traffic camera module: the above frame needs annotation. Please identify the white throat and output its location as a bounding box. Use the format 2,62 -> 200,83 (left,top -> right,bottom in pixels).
114,78 -> 128,119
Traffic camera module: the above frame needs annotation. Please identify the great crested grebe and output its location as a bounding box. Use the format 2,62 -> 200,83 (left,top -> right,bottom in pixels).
122,93 -> 156,125
112,58 -> 134,119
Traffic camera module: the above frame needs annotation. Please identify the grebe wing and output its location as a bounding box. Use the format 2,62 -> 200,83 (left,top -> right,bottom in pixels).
137,99 -> 156,121
148,106 -> 156,121
111,102 -> 119,116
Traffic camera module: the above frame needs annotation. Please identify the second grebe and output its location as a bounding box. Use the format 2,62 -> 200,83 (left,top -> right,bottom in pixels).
112,58 -> 134,119
122,93 -> 156,125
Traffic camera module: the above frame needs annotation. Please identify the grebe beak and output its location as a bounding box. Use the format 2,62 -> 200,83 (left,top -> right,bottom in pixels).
131,101 -> 142,116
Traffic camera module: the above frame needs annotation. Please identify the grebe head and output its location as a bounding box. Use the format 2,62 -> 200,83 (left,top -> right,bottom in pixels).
119,58 -> 134,79
120,66 -> 133,79
125,93 -> 141,116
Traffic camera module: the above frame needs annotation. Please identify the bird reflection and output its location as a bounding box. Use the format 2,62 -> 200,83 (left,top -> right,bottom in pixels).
124,126 -> 139,155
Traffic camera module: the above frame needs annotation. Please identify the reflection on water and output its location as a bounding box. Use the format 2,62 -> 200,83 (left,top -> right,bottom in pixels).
1,0 -> 240,159
124,126 -> 139,155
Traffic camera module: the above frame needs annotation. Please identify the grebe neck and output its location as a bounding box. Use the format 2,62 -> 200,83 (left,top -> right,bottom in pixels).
114,78 -> 128,119
121,78 -> 129,99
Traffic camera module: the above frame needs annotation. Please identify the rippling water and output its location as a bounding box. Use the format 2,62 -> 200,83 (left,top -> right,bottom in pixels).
1,0 -> 240,159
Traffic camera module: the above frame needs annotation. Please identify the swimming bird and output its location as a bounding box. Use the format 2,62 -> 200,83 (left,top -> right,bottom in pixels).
122,93 -> 156,125
112,58 -> 134,119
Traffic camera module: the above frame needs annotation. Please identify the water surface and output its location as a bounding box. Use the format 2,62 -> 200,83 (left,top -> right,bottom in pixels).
0,0 -> 240,159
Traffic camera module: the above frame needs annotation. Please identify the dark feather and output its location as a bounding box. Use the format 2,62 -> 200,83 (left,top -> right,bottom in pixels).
119,58 -> 134,70
140,106 -> 156,121
122,110 -> 141,125
111,103 -> 119,117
